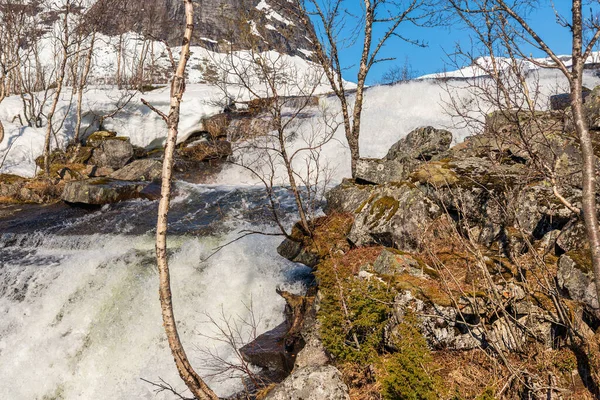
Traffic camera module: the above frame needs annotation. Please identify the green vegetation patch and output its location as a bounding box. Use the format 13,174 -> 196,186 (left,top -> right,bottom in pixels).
317,253 -> 394,364
379,312 -> 440,400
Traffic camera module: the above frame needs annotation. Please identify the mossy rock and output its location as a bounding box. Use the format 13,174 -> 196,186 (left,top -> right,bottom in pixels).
564,249 -> 593,274
35,149 -> 67,170
87,130 -> 116,142
410,162 -> 458,186
0,173 -> 28,185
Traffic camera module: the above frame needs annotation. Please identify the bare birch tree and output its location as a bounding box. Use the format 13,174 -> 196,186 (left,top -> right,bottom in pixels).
141,0 -> 218,398
206,38 -> 337,237
448,0 -> 600,311
293,0 -> 432,177
42,0 -> 73,175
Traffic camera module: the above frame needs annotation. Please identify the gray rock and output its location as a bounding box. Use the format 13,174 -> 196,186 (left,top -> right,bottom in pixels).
390,290 -> 552,352
110,159 -> 163,181
264,365 -> 350,400
89,138 -> 134,169
324,179 -> 372,214
557,252 -> 599,311
372,248 -> 424,277
61,178 -> 148,205
347,183 -> 441,251
389,291 -> 481,351
294,294 -> 329,370
277,238 -> 320,268
556,221 -> 588,253
355,157 -> 414,185
240,322 -> 295,381
386,126 -> 452,161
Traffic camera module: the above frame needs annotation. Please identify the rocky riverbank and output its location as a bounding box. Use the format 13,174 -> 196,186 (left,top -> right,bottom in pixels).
254,89 -> 600,399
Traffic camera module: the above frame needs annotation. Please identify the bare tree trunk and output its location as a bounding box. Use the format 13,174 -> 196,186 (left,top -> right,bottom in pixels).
347,0 -> 374,177
570,0 -> 600,305
116,34 -> 123,88
152,1 -> 219,398
73,32 -> 95,144
43,1 -> 71,176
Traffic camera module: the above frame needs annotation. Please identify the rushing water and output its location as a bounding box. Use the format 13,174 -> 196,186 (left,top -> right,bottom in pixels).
0,183 -> 311,399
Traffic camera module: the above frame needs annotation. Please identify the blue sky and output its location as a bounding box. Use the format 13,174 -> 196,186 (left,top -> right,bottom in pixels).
328,2 -> 587,83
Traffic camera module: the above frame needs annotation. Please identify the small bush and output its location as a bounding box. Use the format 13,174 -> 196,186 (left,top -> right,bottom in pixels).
379,312 -> 439,400
317,255 -> 394,364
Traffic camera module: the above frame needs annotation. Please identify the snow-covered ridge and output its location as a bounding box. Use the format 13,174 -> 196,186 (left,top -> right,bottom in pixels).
418,52 -> 600,79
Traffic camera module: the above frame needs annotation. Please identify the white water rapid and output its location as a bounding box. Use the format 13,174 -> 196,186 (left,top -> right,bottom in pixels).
0,184 -> 311,399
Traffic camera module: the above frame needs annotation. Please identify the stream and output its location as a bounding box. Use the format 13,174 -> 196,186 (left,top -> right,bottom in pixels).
0,183 -> 311,399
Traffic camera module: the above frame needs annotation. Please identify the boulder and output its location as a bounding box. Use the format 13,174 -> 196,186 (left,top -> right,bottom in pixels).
85,165 -> 115,177
355,158 -> 414,185
549,89 -> 591,111
582,86 -> 600,130
179,140 -> 232,161
372,248 -> 428,277
389,289 -> 552,352
240,322 -> 296,381
323,179 -> 372,214
264,365 -> 350,400
556,221 -> 588,253
85,130 -> 117,145
109,159 -> 163,181
277,238 -> 320,268
89,137 -> 134,169
386,126 -> 452,161
557,251 -> 599,312
61,178 -> 148,205
347,182 -> 441,251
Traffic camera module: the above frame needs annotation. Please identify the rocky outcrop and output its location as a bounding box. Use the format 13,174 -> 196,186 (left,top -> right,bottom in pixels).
355,158 -> 412,185
558,251 -> 599,314
88,134 -> 134,169
109,159 -> 163,181
61,178 -> 149,205
87,0 -> 316,59
264,365 -> 350,400
347,182 -> 441,251
386,126 -> 452,161
355,126 -> 452,185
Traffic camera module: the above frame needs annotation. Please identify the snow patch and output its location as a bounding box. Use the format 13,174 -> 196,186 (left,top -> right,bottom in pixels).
256,0 -> 295,26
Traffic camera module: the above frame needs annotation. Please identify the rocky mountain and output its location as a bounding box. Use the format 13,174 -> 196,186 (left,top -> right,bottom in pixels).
86,0 -> 315,58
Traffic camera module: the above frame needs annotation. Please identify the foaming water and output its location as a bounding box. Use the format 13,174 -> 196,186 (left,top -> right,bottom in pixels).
0,184 -> 310,399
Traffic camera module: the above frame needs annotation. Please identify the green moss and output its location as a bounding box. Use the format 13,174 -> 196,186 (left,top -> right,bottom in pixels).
410,162 -> 458,186
355,192 -> 376,214
367,196 -> 399,228
87,130 -> 116,142
379,312 -> 440,400
474,387 -> 496,400
0,173 -> 27,184
89,178 -> 112,185
565,249 -> 593,273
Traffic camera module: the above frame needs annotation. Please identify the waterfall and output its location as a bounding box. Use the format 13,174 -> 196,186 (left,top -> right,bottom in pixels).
0,184 -> 311,399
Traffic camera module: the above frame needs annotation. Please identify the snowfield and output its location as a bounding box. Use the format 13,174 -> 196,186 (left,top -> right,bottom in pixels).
2,32 -> 600,183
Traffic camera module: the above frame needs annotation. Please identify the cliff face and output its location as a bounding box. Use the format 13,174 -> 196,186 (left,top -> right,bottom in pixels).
87,0 -> 315,58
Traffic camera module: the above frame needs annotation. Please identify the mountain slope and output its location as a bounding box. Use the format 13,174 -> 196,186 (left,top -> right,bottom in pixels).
86,0 -> 315,58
